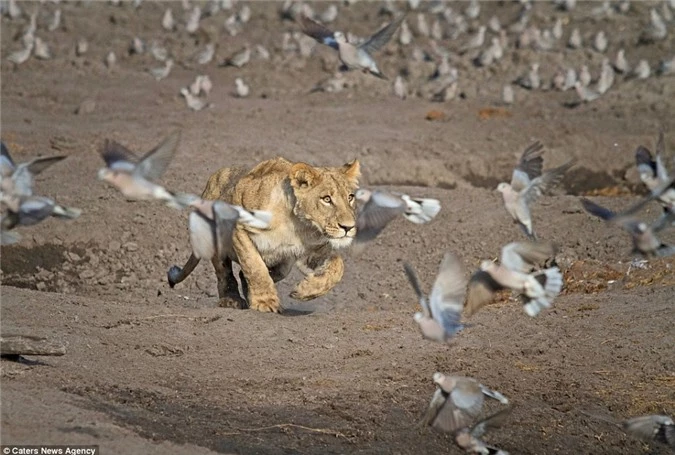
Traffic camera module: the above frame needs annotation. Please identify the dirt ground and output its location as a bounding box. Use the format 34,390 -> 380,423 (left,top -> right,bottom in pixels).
1,1 -> 674,454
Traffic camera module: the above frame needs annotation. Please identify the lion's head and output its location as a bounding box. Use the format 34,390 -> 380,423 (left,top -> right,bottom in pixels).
289,160 -> 360,248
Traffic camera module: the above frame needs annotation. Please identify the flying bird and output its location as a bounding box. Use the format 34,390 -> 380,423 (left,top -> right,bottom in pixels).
299,13 -> 406,79
1,195 -> 81,231
464,241 -> 563,317
403,252 -> 467,344
454,407 -> 513,454
581,411 -> 674,449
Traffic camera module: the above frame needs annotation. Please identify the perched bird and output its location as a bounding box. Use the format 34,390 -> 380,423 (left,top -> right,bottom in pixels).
162,8 -> 175,31
180,88 -> 212,111
581,411 -> 674,449
7,40 -> 34,65
460,26 -> 486,54
632,59 -> 651,80
309,72 -> 348,93
48,8 -> 61,32
150,41 -> 168,62
657,55 -> 675,76
578,65 -> 592,87
514,63 -> 540,90
399,20 -> 413,46
129,37 -> 145,55
299,13 -> 406,79
497,141 -> 575,239
393,75 -> 407,99
185,5 -> 201,34
149,58 -> 173,81
567,28 -> 582,49
596,58 -> 615,94
189,74 -> 213,96
464,0 -> 480,19
105,51 -> 116,69
234,77 -> 250,97
403,252 -> 467,343
416,13 -> 430,38
574,81 -> 601,103
76,38 -> 89,56
464,241 -> 563,317
421,372 -> 509,434
454,407 -> 513,455
613,49 -> 630,74
319,4 -> 338,23
581,198 -> 675,258
593,30 -> 608,53
353,188 -> 440,249
195,42 -> 215,65
501,85 -> 514,105
629,131 -> 675,221
97,131 -> 188,209
639,8 -> 667,43
222,45 -> 251,68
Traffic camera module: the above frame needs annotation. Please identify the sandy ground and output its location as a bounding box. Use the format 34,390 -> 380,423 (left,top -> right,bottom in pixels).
1,1 -> 675,454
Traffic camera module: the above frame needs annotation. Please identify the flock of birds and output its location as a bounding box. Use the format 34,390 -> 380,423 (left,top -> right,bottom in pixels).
1,0 -> 675,453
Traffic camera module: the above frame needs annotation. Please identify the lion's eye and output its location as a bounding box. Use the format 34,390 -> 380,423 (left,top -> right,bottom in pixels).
322,196 -> 332,204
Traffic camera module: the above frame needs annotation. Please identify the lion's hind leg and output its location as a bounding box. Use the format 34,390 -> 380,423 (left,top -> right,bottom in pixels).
213,256 -> 248,309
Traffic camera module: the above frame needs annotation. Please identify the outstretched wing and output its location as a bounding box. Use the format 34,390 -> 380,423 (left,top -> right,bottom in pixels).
101,139 -> 139,168
355,191 -> 405,243
471,407 -> 514,438
511,141 -> 544,192
136,130 -> 181,181
403,261 -> 431,317
500,241 -> 556,273
298,15 -> 339,50
464,270 -> 504,317
359,14 -> 406,55
522,159 -> 576,204
0,141 -> 16,176
428,252 -> 467,334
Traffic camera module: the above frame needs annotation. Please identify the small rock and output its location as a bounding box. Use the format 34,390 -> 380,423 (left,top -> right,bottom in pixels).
108,240 -> 121,251
123,242 -> 138,252
79,269 -> 95,279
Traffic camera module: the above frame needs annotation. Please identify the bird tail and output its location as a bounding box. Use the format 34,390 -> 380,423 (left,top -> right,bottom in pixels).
233,207 -> 272,229
479,384 -> 509,404
524,267 -> 563,317
400,195 -> 441,224
52,205 -> 82,220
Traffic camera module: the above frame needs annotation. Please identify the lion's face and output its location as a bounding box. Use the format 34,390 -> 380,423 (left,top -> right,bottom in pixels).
289,160 -> 360,249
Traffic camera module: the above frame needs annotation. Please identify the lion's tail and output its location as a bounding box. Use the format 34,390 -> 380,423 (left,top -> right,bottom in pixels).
167,253 -> 201,288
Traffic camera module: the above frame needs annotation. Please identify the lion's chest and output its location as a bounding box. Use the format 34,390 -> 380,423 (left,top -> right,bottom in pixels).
250,222 -> 318,265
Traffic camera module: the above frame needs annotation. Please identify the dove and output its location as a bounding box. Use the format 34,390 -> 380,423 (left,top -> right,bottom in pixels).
234,77 -> 249,98
552,69 -> 567,91
97,131 -> 188,210
454,407 -> 513,455
567,28 -> 582,49
581,198 -> 675,258
430,19 -> 443,41
189,74 -> 213,96
403,252 -> 468,343
639,8 -> 667,43
497,142 -> 576,239
319,4 -> 338,23
237,4 -> 251,23
461,26 -> 486,53
76,38 -> 88,56
488,16 -> 501,33
632,130 -> 675,212
613,48 -> 630,73
180,88 -> 212,111
464,0 -> 480,19
178,194 -> 272,265
33,36 -> 52,60
574,81 -> 601,103
581,412 -> 675,449
309,72 -> 347,93
502,85 -> 514,105
593,30 -> 608,53
596,58 -> 615,94
632,59 -> 651,80
48,8 -> 61,31
393,75 -> 407,99
514,63 -> 540,90
195,42 -> 215,65
222,45 -> 250,68
562,68 -> 577,91
662,1 -> 674,21
416,13 -> 430,37
129,37 -> 145,55
353,188 -> 440,248
552,17 -> 563,40
185,5 -> 201,34
299,13 -> 406,80
105,51 -> 116,69
591,0 -> 612,17
6,0 -> 21,19
256,44 -> 270,60
657,55 -> 675,76
1,196 -> 81,231
7,40 -> 33,65
224,13 -> 242,36
162,8 -> 175,31
149,58 -> 173,81
421,373 -> 509,434
150,41 -> 168,62
399,19 -> 413,45
578,64 -> 591,87
464,241 -> 563,317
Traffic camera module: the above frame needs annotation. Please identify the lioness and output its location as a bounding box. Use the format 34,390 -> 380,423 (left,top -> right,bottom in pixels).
168,157 -> 360,313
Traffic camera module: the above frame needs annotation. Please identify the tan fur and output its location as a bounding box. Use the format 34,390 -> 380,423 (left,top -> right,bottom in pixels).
179,157 -> 360,313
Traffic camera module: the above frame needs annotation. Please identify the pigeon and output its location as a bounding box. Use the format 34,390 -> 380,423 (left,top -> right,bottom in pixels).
162,8 -> 175,31
461,26 -> 486,53
430,19 -> 443,41
353,188 -> 440,248
593,30 -> 608,52
237,4 -> 251,23
552,17 -> 563,40
567,28 -> 582,49
613,48 -> 630,74
256,44 -> 271,60
580,198 -> 675,258
639,8 -> 667,43
657,55 -> 675,76
195,42 -> 215,65
581,411 -> 675,449
416,13 -> 430,38
105,51 -> 116,69
403,252 -> 467,343
7,40 -> 33,65
222,45 -> 251,68
309,72 -> 348,93
97,131 -> 188,209
76,38 -> 88,56
579,65 -> 592,87
497,141 -> 575,239
393,75 -> 407,99
596,58 -> 615,94
421,373 -> 509,434
632,59 -> 651,80
629,130 -> 675,216
319,4 -> 338,23
150,41 -> 168,61
149,58 -> 173,81
1,196 -> 81,231
399,20 -> 413,45
464,0 -> 480,19
299,13 -> 406,80
185,5 -> 201,34
189,74 -> 213,96
234,77 -> 250,97
454,407 -> 513,455
129,37 -> 145,55
502,85 -> 514,105
180,88 -> 212,111
574,81 -> 601,103
514,63 -> 540,90
181,194 -> 272,263
464,241 -> 563,317
48,8 -> 61,32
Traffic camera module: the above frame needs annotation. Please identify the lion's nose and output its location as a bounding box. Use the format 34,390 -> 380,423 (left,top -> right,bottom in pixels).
339,223 -> 355,233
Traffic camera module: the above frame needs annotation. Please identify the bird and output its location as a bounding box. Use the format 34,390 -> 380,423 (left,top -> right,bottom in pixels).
496,141 -> 575,239
596,58 -> 615,94
613,49 -> 630,74
393,75 -> 407,99
48,8 -> 61,32
514,63 -> 540,90
195,42 -> 215,65
580,198 -> 675,258
592,30 -> 608,53
162,8 -> 175,31
7,40 -> 33,65
567,28 -> 582,49
319,4 -> 338,23
1,196 -> 81,232
352,188 -> 440,250
149,58 -> 173,81
502,85 -> 514,105
403,252 -> 467,344
221,45 -> 251,68
454,407 -> 513,454
574,81 -> 601,103
629,130 -> 675,217
180,88 -> 212,111
185,5 -> 201,34
581,411 -> 674,449
105,51 -> 116,69
299,13 -> 406,80
578,65 -> 592,87
234,78 -> 249,98
632,59 -> 651,80
129,37 -> 145,55
420,372 -> 509,434
309,72 -> 348,93
639,8 -> 667,44
657,55 -> 675,76
464,241 -> 563,317
399,20 -> 413,45
97,131 -> 188,209
189,74 -> 213,96
76,38 -> 88,56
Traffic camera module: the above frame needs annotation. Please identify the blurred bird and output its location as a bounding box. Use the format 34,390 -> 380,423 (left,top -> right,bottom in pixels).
488,15 -> 501,33
460,26 -> 486,53
180,88 -> 212,111
319,4 -> 338,23
514,63 -> 540,90
150,41 -> 168,62
7,40 -> 33,65
567,28 -> 582,49
464,0 -> 480,19
237,4 -> 251,23
48,8 -> 61,32
76,38 -> 88,56
195,42 -> 215,65
578,65 -> 591,87
149,59 -> 173,81
574,81 -> 601,103
596,58 -> 615,94
234,78 -> 249,97
162,8 -> 175,31
189,74 -> 213,96
404,252 -> 468,343
299,13 -> 406,80
98,131 -> 188,209
185,5 -> 201,34
129,37 -> 145,55
256,44 -> 271,60
33,36 -> 51,60
416,13 -> 430,37
657,55 -> 675,75
581,411 -> 674,449
309,72 -> 347,93
222,45 -> 251,68
399,20 -> 413,45
502,85 -> 514,105
465,241 -> 563,317
497,141 -> 575,239
593,30 -> 608,52
639,8 -> 667,43
454,407 -> 513,455
552,17 -> 563,40
1,196 -> 81,231
632,59 -> 651,79
105,51 -> 116,69
613,48 -> 630,74
393,75 -> 408,99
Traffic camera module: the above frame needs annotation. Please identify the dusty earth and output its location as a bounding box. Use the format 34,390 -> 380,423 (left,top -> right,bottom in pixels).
1,1 -> 675,454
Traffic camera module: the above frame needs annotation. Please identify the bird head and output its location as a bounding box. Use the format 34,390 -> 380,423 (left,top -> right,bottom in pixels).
496,182 -> 510,193
333,31 -> 347,43
480,259 -> 495,271
432,372 -> 445,384
413,312 -> 425,322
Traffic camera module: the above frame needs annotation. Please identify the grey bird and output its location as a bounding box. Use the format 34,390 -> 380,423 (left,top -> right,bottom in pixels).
514,63 -> 540,90
632,59 -> 651,80
353,188 -> 440,249
580,198 -> 675,258
149,58 -> 173,81
1,196 -> 81,231
657,55 -> 675,76
454,407 -> 513,454
639,8 -> 667,44
567,28 -> 582,49
421,373 -> 509,434
581,411 -> 674,449
180,87 -> 212,111
464,241 -> 563,317
299,13 -> 406,80
596,58 -> 615,94
221,45 -> 250,68
613,49 -> 630,74
97,131 -> 188,209
592,30 -> 608,53
574,81 -> 601,103
403,252 -> 467,344
497,142 -> 576,239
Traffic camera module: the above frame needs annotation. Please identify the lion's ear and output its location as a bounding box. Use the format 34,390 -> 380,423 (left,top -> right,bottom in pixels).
342,159 -> 361,184
290,163 -> 321,188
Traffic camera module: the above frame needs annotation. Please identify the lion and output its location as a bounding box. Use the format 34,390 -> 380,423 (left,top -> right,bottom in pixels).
167,157 -> 361,313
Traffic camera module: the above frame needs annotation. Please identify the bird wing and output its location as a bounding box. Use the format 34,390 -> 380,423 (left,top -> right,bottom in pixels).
521,159 -> 576,205
136,130 -> 181,181
511,141 -> 544,192
580,198 -> 617,222
213,202 -> 240,262
464,270 -> 504,317
428,252 -> 467,333
403,261 -> 431,317
298,15 -> 339,50
359,14 -> 406,55
355,191 -> 405,243
101,138 -> 139,168
623,415 -> 671,443
635,145 -> 657,177
580,198 -> 644,236
431,380 -> 484,433
654,129 -> 673,183
0,142 -> 16,176
25,155 -> 66,176
470,407 -> 514,438
500,241 -> 556,273
419,389 -> 447,428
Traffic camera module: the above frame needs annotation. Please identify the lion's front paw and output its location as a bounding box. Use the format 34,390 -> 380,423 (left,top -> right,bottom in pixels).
218,294 -> 248,310
290,278 -> 327,301
248,293 -> 282,313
